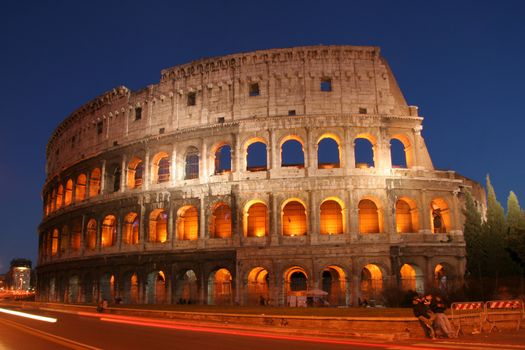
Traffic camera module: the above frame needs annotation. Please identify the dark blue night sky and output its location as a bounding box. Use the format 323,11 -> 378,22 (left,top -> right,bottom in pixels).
1,0 -> 524,272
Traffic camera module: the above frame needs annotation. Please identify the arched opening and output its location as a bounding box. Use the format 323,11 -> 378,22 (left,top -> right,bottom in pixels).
284,267 -> 308,306
245,202 -> 268,237
56,185 -> 63,209
71,219 -> 82,251
51,229 -> 59,256
44,193 -> 50,216
360,264 -> 383,302
208,268 -> 232,305
320,199 -> 344,235
210,203 -> 232,238
246,141 -> 267,171
146,271 -> 166,304
100,274 -> 115,302
396,198 -> 419,233
185,147 -> 199,179
67,276 -> 80,303
149,209 -> 168,243
321,266 -> 346,306
127,157 -> 144,189
391,135 -> 413,168
430,198 -> 450,233
75,174 -> 87,201
317,137 -> 340,169
101,215 -> 116,248
64,179 -> 73,206
354,137 -> 375,168
177,205 -> 199,240
214,145 -> 232,174
358,199 -> 381,233
60,225 -> 69,254
400,264 -> 424,294
89,168 -> 101,197
123,212 -> 139,245
86,219 -> 97,250
247,267 -> 269,305
390,139 -> 407,168
174,270 -> 197,304
281,139 -> 304,168
152,152 -> 170,184
282,200 -> 307,236
434,263 -> 455,293
122,273 -> 139,304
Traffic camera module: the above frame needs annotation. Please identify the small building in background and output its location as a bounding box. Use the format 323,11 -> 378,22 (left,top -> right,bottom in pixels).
8,259 -> 32,291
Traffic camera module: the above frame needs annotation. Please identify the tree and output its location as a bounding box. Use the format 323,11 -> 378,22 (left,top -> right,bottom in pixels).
462,190 -> 484,278
507,191 -> 525,268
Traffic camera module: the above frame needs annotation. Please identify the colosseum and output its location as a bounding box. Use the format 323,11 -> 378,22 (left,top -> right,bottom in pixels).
37,45 -> 485,307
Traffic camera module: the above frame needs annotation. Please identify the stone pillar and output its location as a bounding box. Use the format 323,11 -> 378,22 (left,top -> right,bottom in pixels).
270,193 -> 279,246
420,190 -> 431,233
144,150 -> 150,190
309,190 -> 319,244
201,140 -> 207,179
116,216 -> 123,252
96,218 -> 102,252
168,205 -> 175,248
170,146 -> 177,185
139,201 -> 147,244
100,159 -> 107,194
120,155 -> 127,193
199,197 -> 206,240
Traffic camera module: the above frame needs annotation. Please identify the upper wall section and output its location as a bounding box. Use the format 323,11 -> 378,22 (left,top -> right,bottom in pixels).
46,45 -> 415,179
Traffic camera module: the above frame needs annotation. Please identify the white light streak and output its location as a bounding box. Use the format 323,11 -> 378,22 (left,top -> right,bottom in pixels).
0,308 -> 57,323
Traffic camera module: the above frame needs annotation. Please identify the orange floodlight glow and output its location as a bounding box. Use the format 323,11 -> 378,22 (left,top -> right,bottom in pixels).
0,307 -> 57,323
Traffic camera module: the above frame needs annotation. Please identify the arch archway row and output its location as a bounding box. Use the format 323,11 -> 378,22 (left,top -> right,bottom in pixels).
43,133 -> 417,217
38,259 -> 458,306
39,196 -> 452,261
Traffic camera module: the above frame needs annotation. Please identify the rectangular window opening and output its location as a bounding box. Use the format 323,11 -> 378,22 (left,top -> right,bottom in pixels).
135,107 -> 142,120
249,83 -> 260,97
320,78 -> 332,92
159,127 -> 165,134
187,92 -> 196,106
288,110 -> 296,116
97,121 -> 103,135
218,117 -> 225,124
359,107 -> 367,114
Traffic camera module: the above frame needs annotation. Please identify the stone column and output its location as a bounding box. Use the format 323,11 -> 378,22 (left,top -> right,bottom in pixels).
100,159 -> 107,194
144,150 -> 150,190
120,155 -> 127,193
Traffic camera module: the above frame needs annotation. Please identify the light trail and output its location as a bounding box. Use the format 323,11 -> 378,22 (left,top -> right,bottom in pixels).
0,307 -> 57,323
99,316 -> 450,350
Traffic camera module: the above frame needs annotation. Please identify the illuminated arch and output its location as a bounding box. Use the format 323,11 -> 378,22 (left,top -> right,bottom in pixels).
151,152 -> 170,184
146,270 -> 166,304
244,200 -> 268,237
51,228 -> 59,256
71,218 -> 82,251
56,185 -> 63,209
321,265 -> 346,306
391,134 -> 413,168
123,212 -> 139,245
64,179 -> 73,206
430,198 -> 451,233
400,263 -> 424,294
177,205 -> 199,240
247,267 -> 270,305
75,174 -> 87,201
208,268 -> 232,305
122,272 -> 139,304
395,197 -> 419,233
149,209 -> 167,243
360,264 -> 383,301
210,202 -> 232,238
282,199 -> 307,236
320,198 -> 345,235
280,135 -> 305,168
174,269 -> 198,304
60,225 -> 69,253
89,168 -> 101,197
100,273 -> 116,302
284,266 -> 308,303
317,133 -> 342,169
358,198 -> 382,233
101,215 -> 116,247
127,157 -> 144,189
86,219 -> 97,250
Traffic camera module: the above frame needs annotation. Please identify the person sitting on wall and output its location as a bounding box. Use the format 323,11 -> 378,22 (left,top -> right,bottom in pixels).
412,294 -> 436,339
431,295 -> 456,338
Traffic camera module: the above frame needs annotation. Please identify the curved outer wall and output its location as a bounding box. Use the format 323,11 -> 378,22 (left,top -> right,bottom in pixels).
38,45 -> 485,306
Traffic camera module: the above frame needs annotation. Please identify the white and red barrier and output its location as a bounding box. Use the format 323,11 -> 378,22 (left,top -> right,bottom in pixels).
485,299 -> 523,333
450,301 -> 484,336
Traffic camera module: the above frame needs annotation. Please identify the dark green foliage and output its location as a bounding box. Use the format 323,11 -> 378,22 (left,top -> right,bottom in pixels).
507,191 -> 525,268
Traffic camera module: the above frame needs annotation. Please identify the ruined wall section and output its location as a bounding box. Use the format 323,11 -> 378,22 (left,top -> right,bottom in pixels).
45,45 -> 414,181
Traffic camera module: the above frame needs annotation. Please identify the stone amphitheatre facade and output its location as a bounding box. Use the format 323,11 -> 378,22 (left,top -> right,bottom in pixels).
37,45 -> 485,307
